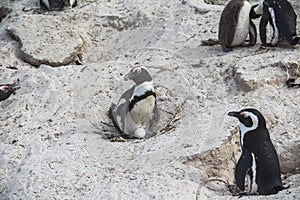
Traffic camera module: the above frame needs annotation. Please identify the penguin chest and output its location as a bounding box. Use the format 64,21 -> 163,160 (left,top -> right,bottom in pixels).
231,2 -> 251,46
129,95 -> 156,127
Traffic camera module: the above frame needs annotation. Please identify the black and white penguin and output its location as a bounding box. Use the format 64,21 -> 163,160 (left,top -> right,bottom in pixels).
218,0 -> 264,52
0,81 -> 21,102
259,0 -> 300,46
65,0 -> 77,8
109,66 -> 158,139
228,108 -> 285,195
40,0 -> 77,11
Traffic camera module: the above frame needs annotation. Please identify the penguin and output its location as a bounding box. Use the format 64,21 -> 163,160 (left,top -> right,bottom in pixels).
218,0 -> 264,52
65,0 -> 77,8
109,66 -> 158,139
40,0 -> 77,11
0,81 -> 21,102
40,0 -> 64,11
228,108 -> 285,195
259,0 -> 300,46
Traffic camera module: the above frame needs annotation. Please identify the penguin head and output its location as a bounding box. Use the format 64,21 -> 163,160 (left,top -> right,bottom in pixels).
0,81 -> 21,101
228,108 -> 266,129
124,66 -> 152,85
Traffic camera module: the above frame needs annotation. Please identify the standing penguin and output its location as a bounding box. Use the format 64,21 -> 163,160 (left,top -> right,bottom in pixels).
218,0 -> 264,52
259,0 -> 300,46
109,66 -> 158,139
228,108 -> 285,195
0,81 -> 21,102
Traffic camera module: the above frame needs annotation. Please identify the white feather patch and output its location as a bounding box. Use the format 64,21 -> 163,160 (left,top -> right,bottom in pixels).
268,7 -> 279,45
41,0 -> 50,10
231,1 -> 251,46
254,0 -> 264,15
116,116 -> 122,130
69,0 -> 76,7
249,153 -> 258,194
239,111 -> 259,147
134,128 -> 146,138
115,98 -> 126,111
131,81 -> 154,101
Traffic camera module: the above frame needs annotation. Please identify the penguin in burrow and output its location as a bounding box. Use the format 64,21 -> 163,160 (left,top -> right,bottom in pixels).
109,66 -> 159,139
218,0 -> 264,52
228,108 -> 287,195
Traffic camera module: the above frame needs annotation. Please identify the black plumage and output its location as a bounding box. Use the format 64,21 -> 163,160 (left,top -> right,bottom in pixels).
259,0 -> 299,46
228,108 -> 285,195
0,81 -> 20,102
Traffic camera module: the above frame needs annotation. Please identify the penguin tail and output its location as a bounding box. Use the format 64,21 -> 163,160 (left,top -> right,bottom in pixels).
108,103 -> 122,132
279,184 -> 290,191
291,36 -> 300,45
270,184 -> 290,194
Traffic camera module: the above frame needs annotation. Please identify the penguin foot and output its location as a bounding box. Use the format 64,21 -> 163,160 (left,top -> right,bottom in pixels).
290,36 -> 300,45
237,191 -> 259,197
222,45 -> 233,52
263,43 -> 276,47
240,42 -> 251,47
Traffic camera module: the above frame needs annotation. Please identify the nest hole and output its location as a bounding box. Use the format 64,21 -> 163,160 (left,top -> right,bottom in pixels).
184,127 -> 300,196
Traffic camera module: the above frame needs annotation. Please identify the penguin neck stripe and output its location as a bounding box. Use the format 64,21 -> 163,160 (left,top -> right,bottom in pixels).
240,112 -> 259,147
129,91 -> 156,112
132,81 -> 154,99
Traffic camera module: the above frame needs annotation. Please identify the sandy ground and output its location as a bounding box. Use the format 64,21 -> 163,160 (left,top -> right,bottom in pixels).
0,0 -> 299,199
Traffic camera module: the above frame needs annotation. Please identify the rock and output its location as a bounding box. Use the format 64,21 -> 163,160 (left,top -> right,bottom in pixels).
0,0 -> 299,199
232,51 -> 300,91
0,6 -> 12,23
7,15 -> 84,67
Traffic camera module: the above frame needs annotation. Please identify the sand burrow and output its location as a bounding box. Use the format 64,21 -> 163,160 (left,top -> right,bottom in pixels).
183,127 -> 300,196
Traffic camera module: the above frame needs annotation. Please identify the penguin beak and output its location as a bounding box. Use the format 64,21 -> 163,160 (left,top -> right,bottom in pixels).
228,111 -> 240,118
124,71 -> 133,81
11,81 -> 21,90
1,81 -> 21,93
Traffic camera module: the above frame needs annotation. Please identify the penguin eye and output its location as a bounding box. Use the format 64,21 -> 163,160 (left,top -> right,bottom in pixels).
240,112 -> 248,118
0,86 -> 9,91
133,67 -> 142,73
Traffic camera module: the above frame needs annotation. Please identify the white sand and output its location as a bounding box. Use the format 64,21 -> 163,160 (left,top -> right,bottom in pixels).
0,0 -> 299,199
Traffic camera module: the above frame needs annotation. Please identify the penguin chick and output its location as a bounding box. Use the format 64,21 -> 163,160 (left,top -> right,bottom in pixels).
0,81 -> 21,102
109,66 -> 158,139
218,0 -> 262,52
259,0 -> 300,46
228,108 -> 285,195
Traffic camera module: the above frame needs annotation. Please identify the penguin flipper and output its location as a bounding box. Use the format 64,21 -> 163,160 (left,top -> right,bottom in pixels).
248,20 -> 257,46
235,148 -> 253,192
108,103 -> 135,139
108,103 -> 122,133
109,87 -> 137,138
259,5 -> 270,46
